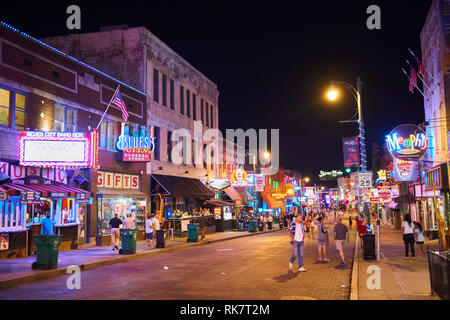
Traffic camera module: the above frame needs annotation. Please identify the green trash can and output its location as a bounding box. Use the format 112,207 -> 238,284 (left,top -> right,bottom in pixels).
248,220 -> 257,233
31,235 -> 62,270
119,229 -> 138,254
187,223 -> 199,242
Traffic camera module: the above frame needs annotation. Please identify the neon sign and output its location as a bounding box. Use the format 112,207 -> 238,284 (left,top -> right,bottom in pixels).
19,130 -> 98,169
385,124 -> 429,160
231,169 -> 248,187
116,123 -> 154,162
393,158 -> 417,182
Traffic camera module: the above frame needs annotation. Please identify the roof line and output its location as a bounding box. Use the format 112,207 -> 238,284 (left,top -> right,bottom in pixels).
0,20 -> 146,96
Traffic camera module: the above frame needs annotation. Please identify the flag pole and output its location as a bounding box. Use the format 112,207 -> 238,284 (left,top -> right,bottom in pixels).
401,68 -> 424,97
408,48 -> 435,82
96,85 -> 120,130
406,60 -> 432,93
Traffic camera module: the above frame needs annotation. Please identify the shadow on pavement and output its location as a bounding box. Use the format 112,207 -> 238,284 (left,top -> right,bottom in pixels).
273,270 -> 300,282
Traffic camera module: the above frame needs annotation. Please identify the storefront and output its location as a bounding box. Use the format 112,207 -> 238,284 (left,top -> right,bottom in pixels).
95,171 -> 148,245
151,174 -> 215,236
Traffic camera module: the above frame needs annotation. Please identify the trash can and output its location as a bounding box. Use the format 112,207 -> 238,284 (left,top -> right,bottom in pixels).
187,224 -> 199,242
155,229 -> 165,248
361,233 -> 376,260
258,222 -> 264,232
31,235 -> 62,270
248,220 -> 257,233
119,229 -> 138,254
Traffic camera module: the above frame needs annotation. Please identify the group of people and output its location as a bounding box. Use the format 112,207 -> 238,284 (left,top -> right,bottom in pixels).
288,211 -> 350,272
108,213 -> 137,250
402,214 -> 426,259
237,212 -> 274,231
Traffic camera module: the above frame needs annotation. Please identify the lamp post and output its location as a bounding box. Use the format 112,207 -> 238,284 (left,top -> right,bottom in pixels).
327,77 -> 367,217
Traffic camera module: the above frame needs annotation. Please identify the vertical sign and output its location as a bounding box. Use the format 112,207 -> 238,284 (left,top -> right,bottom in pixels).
342,137 -> 360,167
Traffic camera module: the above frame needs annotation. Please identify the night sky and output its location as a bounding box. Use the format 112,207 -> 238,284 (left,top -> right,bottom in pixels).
1,0 -> 432,184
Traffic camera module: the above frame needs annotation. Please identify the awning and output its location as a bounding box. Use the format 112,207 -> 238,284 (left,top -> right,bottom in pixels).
96,189 -> 147,197
261,192 -> 284,209
223,187 -> 242,201
393,194 -> 412,203
152,174 -> 214,198
2,183 -> 91,197
204,200 -> 235,207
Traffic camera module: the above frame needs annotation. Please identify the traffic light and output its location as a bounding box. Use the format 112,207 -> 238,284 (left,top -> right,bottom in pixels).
343,167 -> 357,177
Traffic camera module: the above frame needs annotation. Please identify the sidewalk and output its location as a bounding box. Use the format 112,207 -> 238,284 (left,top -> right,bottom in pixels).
351,224 -> 441,300
0,227 -> 283,289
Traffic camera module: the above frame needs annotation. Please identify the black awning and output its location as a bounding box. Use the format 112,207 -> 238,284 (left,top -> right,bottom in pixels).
151,174 -> 214,198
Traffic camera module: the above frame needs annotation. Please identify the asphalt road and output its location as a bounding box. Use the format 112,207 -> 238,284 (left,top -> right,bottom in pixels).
0,223 -> 356,300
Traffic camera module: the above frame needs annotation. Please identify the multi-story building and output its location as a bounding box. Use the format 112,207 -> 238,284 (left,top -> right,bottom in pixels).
420,0 -> 450,247
43,25 -> 221,219
0,21 -> 149,257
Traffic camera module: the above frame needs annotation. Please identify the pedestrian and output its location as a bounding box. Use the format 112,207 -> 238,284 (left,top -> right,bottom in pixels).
145,214 -> 154,247
317,217 -> 330,262
239,213 -> 244,231
268,214 -> 273,230
288,213 -> 306,272
151,212 -> 161,247
356,216 -> 368,248
402,214 -> 415,259
334,217 -> 349,265
40,212 -> 54,235
123,213 -> 136,229
414,222 -> 425,257
109,213 -> 123,250
199,212 -> 207,240
305,216 -> 311,238
348,216 -> 353,229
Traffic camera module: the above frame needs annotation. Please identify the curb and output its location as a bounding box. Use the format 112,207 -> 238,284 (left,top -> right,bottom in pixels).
0,228 -> 284,289
350,233 -> 359,300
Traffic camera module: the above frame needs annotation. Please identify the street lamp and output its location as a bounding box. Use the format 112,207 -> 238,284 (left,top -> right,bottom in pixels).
299,176 -> 310,215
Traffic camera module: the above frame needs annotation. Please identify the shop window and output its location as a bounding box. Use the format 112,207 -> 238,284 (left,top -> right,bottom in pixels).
54,103 -> 76,132
0,197 -> 27,232
205,102 -> 209,127
167,131 -> 173,162
200,99 -> 204,125
97,198 -> 147,236
99,120 -> 118,150
153,126 -> 160,161
0,87 -> 28,130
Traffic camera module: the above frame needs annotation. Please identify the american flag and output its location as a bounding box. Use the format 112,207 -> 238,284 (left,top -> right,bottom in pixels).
112,90 -> 129,122
409,69 -> 417,93
416,58 -> 425,77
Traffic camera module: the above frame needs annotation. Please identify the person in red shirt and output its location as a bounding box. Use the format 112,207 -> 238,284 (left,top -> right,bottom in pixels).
356,216 -> 368,248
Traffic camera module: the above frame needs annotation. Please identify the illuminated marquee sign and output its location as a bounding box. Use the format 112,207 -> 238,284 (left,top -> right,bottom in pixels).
378,187 -> 392,203
286,184 -> 295,196
393,158 -> 417,182
97,171 -> 139,190
19,131 -> 98,169
377,170 -> 387,181
208,179 -> 231,190
116,123 -> 154,162
386,124 -> 429,160
231,169 -> 248,187
272,193 -> 287,200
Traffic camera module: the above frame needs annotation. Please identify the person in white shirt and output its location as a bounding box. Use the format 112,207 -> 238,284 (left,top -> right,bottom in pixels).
123,214 -> 136,229
267,215 -> 273,230
151,213 -> 161,247
145,215 -> 154,247
288,213 -> 306,272
401,214 -> 415,259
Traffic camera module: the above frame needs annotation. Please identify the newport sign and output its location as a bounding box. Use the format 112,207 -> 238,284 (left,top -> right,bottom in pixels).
385,124 -> 429,161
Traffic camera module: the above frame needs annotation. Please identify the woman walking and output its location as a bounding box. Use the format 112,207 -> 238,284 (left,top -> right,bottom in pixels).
414,222 -> 425,257
402,214 -> 415,259
317,217 -> 329,262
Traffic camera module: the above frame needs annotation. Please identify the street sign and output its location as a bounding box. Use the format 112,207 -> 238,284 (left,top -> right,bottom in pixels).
358,172 -> 373,189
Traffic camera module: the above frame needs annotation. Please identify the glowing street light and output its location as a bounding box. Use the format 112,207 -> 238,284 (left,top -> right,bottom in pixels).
327,88 -> 338,101
263,151 -> 270,159
304,177 -> 310,183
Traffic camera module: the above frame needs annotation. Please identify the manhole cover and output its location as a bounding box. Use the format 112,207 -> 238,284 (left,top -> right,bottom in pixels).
280,296 -> 318,300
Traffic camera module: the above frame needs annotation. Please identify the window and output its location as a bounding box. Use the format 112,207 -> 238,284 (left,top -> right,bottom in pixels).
54,104 -> 76,132
167,131 -> 172,162
186,89 -> 191,118
153,126 -> 160,161
153,68 -> 159,103
200,99 -> 204,125
170,79 -> 175,110
162,74 -> 167,107
0,87 -> 27,129
205,102 -> 209,127
210,104 -> 214,128
99,120 -> 118,150
193,94 -> 197,121
180,86 -> 184,115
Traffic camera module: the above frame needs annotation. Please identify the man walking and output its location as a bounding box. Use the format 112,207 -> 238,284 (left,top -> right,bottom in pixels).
334,217 -> 349,265
109,213 -> 123,250
267,214 -> 273,230
123,214 -> 136,229
288,213 -> 306,272
199,212 -> 207,240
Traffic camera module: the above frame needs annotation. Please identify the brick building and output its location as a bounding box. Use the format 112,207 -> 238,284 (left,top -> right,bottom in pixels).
0,21 -> 149,257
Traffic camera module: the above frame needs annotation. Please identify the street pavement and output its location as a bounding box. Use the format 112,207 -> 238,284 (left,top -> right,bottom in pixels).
355,224 -> 441,300
0,221 -> 356,300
